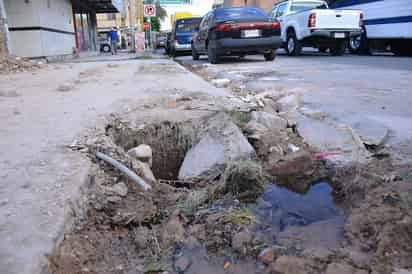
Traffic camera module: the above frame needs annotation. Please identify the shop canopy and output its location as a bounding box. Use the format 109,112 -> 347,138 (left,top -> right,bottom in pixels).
72,0 -> 122,14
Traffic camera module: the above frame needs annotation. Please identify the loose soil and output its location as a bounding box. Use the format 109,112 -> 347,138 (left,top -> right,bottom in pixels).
46,92 -> 412,274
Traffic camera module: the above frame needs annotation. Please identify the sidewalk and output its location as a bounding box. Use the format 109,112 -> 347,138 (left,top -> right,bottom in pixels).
0,55 -> 227,274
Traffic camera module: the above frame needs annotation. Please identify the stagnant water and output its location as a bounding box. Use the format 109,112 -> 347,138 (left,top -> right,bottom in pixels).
170,182 -> 344,274
252,182 -> 345,251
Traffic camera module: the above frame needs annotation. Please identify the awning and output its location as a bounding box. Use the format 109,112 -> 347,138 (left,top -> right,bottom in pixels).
72,0 -> 121,13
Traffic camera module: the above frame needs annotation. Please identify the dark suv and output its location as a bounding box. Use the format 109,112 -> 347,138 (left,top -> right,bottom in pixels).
192,7 -> 282,64
170,17 -> 202,56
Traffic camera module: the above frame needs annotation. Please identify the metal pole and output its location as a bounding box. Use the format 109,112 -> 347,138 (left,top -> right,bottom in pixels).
0,0 -> 11,54
129,0 -> 136,49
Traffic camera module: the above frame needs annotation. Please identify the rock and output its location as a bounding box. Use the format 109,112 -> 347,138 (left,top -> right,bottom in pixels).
132,160 -> 157,185
104,182 -> 128,197
128,144 -> 153,167
178,112 -> 255,181
270,256 -> 307,274
258,247 -> 277,265
300,107 -> 328,120
111,182 -> 128,197
160,216 -> 185,248
232,230 -> 252,254
133,226 -> 151,249
268,150 -> 313,178
325,263 -> 369,274
57,82 -> 74,92
250,111 -> 287,131
277,94 -> 300,113
211,78 -> 230,88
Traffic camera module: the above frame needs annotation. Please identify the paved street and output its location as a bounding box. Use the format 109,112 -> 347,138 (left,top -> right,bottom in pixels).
176,50 -> 412,162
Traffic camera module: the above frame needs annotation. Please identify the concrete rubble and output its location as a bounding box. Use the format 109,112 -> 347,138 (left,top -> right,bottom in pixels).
0,55 -> 45,74
178,112 -> 256,181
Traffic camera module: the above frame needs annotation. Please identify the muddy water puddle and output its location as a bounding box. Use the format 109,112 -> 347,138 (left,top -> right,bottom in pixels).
252,182 -> 345,250
170,183 -> 344,273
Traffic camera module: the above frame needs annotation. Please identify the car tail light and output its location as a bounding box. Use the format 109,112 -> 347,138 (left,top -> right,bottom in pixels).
270,21 -> 280,29
359,12 -> 364,27
215,23 -> 232,31
308,13 -> 316,28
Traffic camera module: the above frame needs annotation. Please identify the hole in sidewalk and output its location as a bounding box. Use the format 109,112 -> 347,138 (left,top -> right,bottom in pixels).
109,121 -> 198,181
49,117 -> 351,274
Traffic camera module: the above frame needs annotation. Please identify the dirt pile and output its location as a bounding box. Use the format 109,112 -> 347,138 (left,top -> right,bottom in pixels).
0,55 -> 46,74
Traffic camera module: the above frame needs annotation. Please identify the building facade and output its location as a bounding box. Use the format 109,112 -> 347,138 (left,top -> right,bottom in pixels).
1,0 -> 120,58
0,0 -> 9,55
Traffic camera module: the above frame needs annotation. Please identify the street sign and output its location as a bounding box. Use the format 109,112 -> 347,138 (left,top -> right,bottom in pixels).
144,4 -> 156,17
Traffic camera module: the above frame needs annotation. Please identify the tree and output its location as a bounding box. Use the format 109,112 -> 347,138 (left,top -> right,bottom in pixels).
150,17 -> 161,32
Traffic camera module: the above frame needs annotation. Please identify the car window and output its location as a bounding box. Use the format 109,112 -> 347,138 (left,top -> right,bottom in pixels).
176,18 -> 202,33
276,3 -> 287,18
271,6 -> 278,18
290,1 -> 327,12
200,13 -> 210,29
215,7 -> 269,21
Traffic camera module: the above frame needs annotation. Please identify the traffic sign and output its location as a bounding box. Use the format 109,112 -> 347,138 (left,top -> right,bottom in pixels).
144,4 -> 156,17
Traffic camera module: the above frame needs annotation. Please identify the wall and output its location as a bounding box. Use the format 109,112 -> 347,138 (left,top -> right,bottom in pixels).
5,0 -> 75,57
0,0 -> 8,54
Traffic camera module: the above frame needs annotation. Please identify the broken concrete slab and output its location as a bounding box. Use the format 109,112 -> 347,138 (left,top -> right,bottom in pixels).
294,113 -> 370,164
277,94 -> 300,113
250,111 -> 287,131
211,78 -> 230,88
350,117 -> 390,147
178,112 -> 255,181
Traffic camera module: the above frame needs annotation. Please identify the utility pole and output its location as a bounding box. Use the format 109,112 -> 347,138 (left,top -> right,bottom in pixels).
0,0 -> 11,54
128,0 -> 136,49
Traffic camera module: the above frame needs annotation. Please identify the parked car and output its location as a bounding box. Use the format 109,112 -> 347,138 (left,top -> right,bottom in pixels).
271,0 -> 363,56
170,17 -> 202,56
155,34 -> 167,48
99,37 -> 111,53
331,0 -> 412,56
165,32 -> 172,54
192,7 -> 281,64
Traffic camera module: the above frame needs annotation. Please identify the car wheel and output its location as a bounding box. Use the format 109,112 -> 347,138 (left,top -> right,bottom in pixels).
391,43 -> 412,56
102,45 -> 111,53
330,40 -> 346,56
208,46 -> 219,64
318,47 -> 328,53
349,28 -> 370,55
264,50 -> 276,61
286,30 -> 302,56
192,44 -> 200,61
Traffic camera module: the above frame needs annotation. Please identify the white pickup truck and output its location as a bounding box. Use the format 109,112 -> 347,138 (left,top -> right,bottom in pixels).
271,0 -> 363,56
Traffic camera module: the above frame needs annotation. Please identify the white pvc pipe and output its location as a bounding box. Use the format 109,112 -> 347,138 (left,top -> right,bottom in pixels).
96,152 -> 152,192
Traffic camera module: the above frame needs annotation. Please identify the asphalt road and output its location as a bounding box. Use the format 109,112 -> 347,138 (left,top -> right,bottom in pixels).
176,49 -> 412,162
